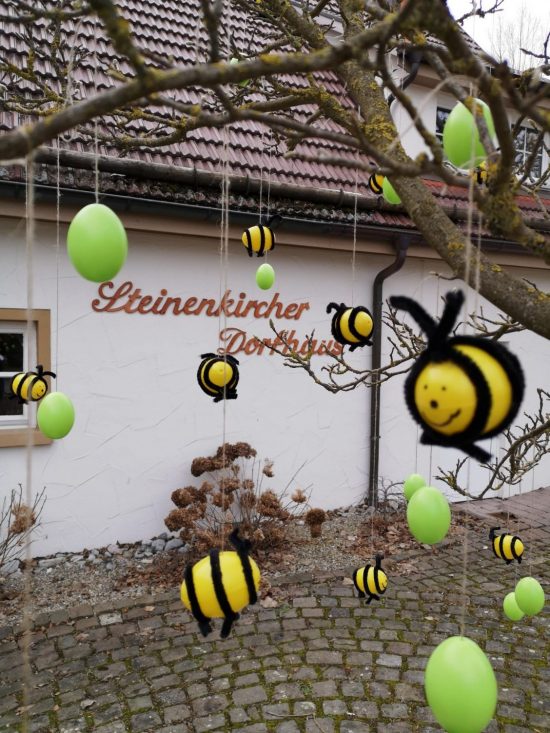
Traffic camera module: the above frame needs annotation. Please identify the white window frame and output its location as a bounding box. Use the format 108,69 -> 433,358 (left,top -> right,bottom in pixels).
0,323 -> 33,428
0,309 -> 51,447
513,123 -> 544,182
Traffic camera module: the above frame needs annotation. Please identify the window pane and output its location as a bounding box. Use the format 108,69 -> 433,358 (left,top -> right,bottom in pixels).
515,126 -> 526,151
0,333 -> 24,372
0,376 -> 24,416
436,107 -> 451,139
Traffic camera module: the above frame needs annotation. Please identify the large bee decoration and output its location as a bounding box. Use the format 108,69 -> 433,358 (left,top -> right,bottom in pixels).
368,173 -> 384,195
490,527 -> 524,564
10,364 -> 56,404
241,215 -> 282,258
353,555 -> 388,604
180,528 -> 260,638
197,353 -> 239,403
327,302 -> 374,351
389,290 -> 524,463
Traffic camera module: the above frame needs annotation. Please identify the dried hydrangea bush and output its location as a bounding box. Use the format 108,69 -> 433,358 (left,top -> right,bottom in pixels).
1,484 -> 46,577
164,442 -> 321,553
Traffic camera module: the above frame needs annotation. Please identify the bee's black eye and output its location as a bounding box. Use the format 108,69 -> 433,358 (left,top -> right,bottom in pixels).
441,386 -> 446,391
423,385 -> 428,390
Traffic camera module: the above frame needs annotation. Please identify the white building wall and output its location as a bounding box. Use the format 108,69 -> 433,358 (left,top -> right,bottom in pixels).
0,213 -> 548,556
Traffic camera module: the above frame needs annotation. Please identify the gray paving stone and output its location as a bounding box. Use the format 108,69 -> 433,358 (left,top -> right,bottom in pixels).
131,710 -> 163,731
194,713 -> 226,732
1,504 -> 548,733
233,685 -> 268,705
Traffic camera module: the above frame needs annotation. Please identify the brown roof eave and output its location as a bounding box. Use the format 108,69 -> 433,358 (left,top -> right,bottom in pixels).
12,147 -> 550,237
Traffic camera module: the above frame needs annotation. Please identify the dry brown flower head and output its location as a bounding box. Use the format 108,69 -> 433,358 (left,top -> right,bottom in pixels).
10,504 -> 36,534
304,508 -> 327,526
291,488 -> 307,504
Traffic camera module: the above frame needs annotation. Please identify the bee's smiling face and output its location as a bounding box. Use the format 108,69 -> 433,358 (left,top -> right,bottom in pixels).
414,360 -> 477,435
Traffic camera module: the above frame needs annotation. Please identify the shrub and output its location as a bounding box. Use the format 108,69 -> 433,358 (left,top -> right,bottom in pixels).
164,442 -> 312,553
1,484 -> 46,576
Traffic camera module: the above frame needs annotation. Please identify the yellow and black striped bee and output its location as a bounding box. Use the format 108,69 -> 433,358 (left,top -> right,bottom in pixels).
326,302 -> 374,351
472,161 -> 488,186
389,290 -> 524,463
197,353 -> 239,403
10,364 -> 56,404
180,528 -> 260,638
242,225 -> 275,257
353,555 -> 388,604
368,173 -> 384,195
490,527 -> 524,564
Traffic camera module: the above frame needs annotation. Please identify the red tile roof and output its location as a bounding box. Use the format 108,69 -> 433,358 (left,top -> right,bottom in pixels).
0,0 -> 548,235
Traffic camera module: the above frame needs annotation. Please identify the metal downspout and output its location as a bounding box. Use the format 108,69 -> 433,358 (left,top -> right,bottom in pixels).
367,235 -> 411,507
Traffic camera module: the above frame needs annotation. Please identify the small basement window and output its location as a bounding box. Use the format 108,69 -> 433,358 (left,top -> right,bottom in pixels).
0,309 -> 52,447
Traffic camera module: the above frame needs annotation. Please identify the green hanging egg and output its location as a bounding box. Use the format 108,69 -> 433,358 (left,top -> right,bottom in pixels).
425,636 -> 498,733
514,577 -> 545,616
256,263 -> 275,290
382,177 -> 401,205
67,203 -> 128,282
229,57 -> 249,87
403,473 -> 425,501
406,485 -> 450,545
442,99 -> 496,169
37,392 -> 75,440
503,592 -> 525,621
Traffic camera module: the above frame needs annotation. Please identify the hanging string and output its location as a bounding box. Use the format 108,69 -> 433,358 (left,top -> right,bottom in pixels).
459,456 -> 472,637
266,134 -> 273,223
257,129 -> 265,225
529,462 -> 535,576
351,166 -> 359,307
55,141 -> 61,383
218,9 -> 233,551
93,21 -> 100,203
21,155 -> 36,733
428,273 -> 442,486
457,78 -> 480,639
220,131 -> 230,550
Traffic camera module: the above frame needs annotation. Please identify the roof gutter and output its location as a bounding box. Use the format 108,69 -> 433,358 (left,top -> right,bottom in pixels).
19,148 -> 550,235
367,235 -> 411,507
0,177 -> 536,257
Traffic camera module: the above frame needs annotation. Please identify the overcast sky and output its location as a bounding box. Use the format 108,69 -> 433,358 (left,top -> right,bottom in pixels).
446,0 -> 550,57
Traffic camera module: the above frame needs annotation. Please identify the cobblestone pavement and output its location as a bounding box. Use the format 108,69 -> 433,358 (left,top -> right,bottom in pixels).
0,523 -> 548,733
455,486 -> 550,543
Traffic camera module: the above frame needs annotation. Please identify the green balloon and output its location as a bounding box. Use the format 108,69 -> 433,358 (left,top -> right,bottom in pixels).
442,99 -> 496,169
403,473 -> 426,501
514,577 -> 545,616
67,203 -> 128,282
229,57 -> 249,87
256,263 -> 275,290
37,392 -> 75,440
425,636 -> 498,733
382,177 -> 401,205
503,592 -> 525,621
406,485 -> 450,544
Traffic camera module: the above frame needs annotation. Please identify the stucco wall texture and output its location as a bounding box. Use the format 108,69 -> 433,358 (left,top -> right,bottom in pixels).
1,216 -> 549,556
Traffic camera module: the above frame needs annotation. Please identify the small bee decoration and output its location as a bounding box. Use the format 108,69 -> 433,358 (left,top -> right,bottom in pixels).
242,224 -> 274,257
326,302 -> 374,351
472,161 -> 488,186
180,528 -> 260,638
368,173 -> 384,195
389,290 -> 524,463
353,554 -> 388,604
10,364 -> 56,404
490,527 -> 524,564
197,353 -> 239,403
